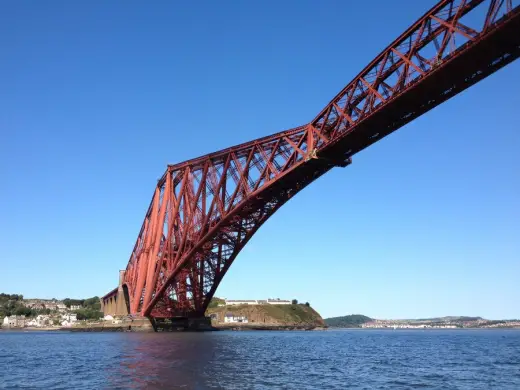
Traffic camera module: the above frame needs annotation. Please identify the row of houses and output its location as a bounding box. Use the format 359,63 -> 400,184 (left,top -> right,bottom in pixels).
2,313 -> 78,328
223,298 -> 291,306
209,313 -> 249,323
23,300 -> 81,312
224,314 -> 248,323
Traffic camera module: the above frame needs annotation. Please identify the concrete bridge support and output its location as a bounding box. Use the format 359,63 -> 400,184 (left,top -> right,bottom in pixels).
101,270 -> 129,317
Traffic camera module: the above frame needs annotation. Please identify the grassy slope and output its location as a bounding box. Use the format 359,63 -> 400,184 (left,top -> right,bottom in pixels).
206,304 -> 325,327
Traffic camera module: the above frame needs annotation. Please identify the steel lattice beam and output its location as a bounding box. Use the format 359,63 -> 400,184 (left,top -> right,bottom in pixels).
111,0 -> 520,318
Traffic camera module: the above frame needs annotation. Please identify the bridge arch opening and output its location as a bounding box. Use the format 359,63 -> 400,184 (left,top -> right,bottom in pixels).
122,284 -> 131,315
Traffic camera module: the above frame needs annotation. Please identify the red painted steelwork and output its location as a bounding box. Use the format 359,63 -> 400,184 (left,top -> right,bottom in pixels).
114,0 -> 520,318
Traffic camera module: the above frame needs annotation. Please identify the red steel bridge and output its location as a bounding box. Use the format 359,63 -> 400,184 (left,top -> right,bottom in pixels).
101,0 -> 520,322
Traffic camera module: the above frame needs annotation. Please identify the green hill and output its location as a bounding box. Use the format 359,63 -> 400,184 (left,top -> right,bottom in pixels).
207,297 -> 225,308
325,314 -> 372,328
206,303 -> 325,328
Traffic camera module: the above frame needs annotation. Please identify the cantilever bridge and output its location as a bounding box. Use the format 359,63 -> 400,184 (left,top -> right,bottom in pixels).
101,0 -> 520,324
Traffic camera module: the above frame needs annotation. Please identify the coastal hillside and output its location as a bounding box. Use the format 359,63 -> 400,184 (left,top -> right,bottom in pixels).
206,303 -> 325,328
325,314 -> 372,328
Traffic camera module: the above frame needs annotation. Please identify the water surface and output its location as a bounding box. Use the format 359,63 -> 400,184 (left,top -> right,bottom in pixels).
1,329 -> 519,389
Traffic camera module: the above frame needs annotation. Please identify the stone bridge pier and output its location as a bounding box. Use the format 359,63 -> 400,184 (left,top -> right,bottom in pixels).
100,270 -> 129,317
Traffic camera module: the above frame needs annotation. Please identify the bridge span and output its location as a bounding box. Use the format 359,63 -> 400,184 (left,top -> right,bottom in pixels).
101,0 -> 520,328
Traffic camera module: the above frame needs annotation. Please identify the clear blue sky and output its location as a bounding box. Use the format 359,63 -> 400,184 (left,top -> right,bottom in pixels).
1,1 -> 518,320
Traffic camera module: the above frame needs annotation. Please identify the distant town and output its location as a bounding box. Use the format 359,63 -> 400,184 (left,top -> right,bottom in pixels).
325,314 -> 520,329
0,294 -> 103,329
361,317 -> 520,329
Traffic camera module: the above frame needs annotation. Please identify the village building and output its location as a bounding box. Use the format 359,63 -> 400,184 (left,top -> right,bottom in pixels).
27,318 -> 38,327
61,313 -> 77,323
267,298 -> 291,305
225,299 -> 258,306
224,298 -> 291,306
23,300 -> 46,310
224,313 -> 248,323
224,298 -> 292,306
3,315 -> 26,328
36,315 -> 51,327
45,302 -> 58,311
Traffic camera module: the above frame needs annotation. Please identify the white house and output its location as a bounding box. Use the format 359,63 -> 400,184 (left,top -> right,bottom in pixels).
2,316 -> 8,326
27,319 -> 38,327
225,299 -> 258,306
224,313 -> 248,323
224,298 -> 292,306
36,315 -> 50,327
267,299 -> 291,305
4,315 -> 25,327
45,303 -> 58,311
61,313 -> 77,323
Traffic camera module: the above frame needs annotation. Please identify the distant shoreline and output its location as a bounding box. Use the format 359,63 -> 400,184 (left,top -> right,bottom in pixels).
2,326 -> 520,334
1,324 -> 327,333
327,326 -> 520,330
0,327 -> 60,332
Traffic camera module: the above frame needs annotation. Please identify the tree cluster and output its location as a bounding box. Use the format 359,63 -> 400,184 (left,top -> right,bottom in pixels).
324,314 -> 372,328
74,308 -> 103,320
0,294 -> 23,301
291,299 -> 311,307
63,296 -> 102,320
63,297 -> 101,310
0,294 -> 49,318
208,297 -> 225,308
